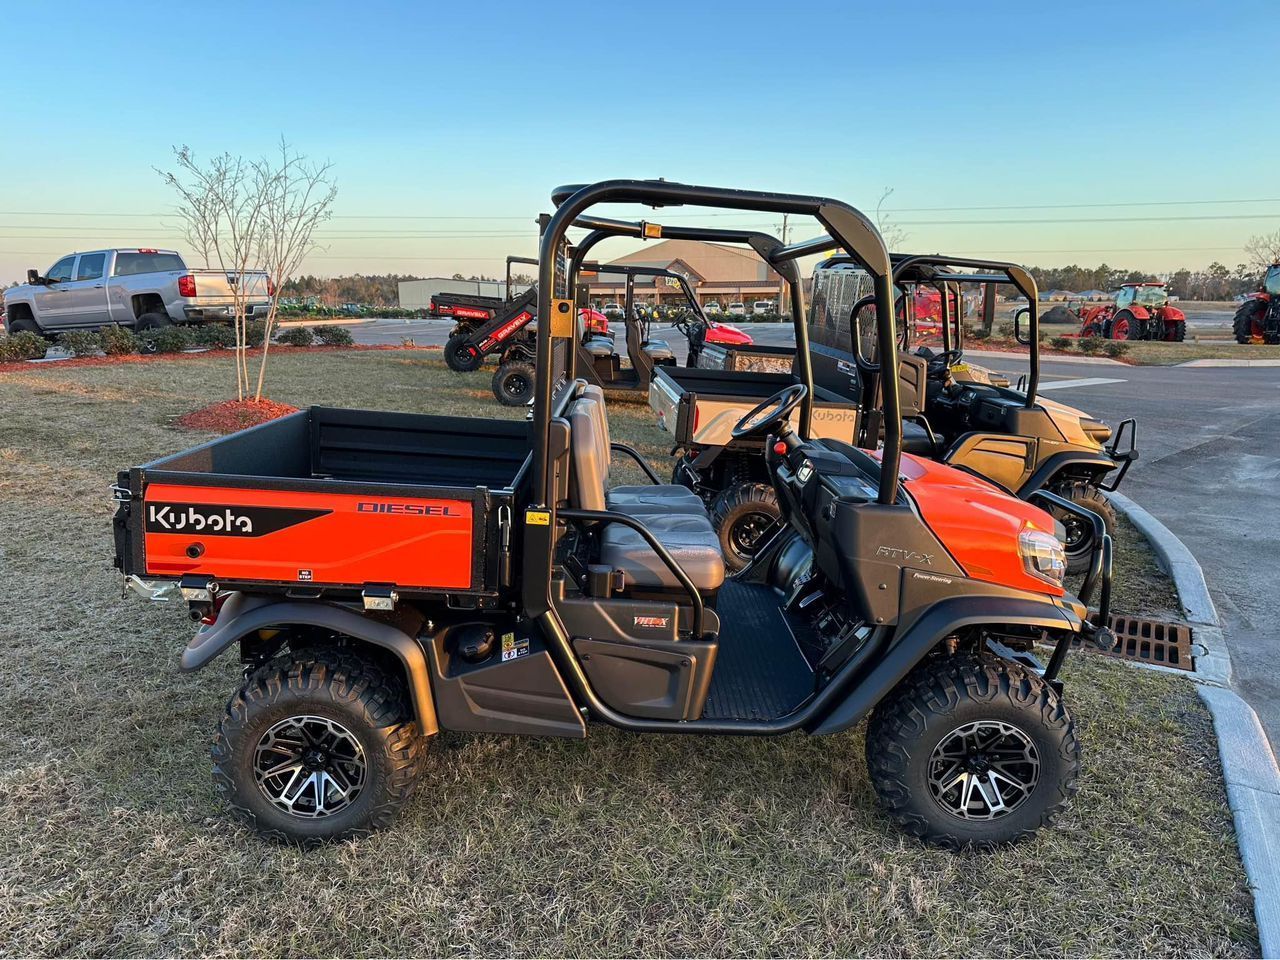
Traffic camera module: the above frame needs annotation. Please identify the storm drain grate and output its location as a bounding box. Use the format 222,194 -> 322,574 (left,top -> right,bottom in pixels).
1075,614 -> 1196,671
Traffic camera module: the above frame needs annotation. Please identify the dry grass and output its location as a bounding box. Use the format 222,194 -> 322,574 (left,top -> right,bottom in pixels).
0,350 -> 1258,957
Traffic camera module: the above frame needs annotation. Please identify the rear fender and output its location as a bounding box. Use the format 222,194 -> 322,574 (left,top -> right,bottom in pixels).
180,593 -> 438,735
1127,305 -> 1151,321
807,595 -> 1077,736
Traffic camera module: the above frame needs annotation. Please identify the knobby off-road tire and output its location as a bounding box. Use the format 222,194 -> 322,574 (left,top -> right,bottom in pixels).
1052,481 -> 1115,574
866,653 -> 1080,849
212,650 -> 424,846
1166,319 -> 1186,342
1233,299 -> 1266,344
444,332 -> 484,372
492,360 -> 536,406
710,482 -> 781,573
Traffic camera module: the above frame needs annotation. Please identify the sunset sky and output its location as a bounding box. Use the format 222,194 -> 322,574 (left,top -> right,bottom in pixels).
2,0 -> 1275,283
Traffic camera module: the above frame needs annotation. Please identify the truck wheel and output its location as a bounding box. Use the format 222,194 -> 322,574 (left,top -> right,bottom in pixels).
445,333 -> 483,372
866,652 -> 1080,849
710,482 -> 781,572
492,361 -> 536,406
6,314 -> 43,337
134,312 -> 172,354
1051,481 -> 1115,574
211,650 -> 424,846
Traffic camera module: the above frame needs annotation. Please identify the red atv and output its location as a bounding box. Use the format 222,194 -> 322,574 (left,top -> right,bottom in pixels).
1232,263 -> 1280,344
1077,283 -> 1185,341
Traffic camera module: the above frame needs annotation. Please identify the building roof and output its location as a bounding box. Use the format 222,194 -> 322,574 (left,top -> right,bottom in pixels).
604,239 -> 779,283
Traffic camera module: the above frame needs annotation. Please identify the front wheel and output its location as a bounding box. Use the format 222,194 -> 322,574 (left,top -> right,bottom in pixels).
866,653 -> 1080,849
1232,300 -> 1266,345
710,482 -> 781,573
1052,481 -> 1115,574
491,360 -> 536,406
211,650 -> 424,846
1165,319 -> 1186,342
444,332 -> 483,372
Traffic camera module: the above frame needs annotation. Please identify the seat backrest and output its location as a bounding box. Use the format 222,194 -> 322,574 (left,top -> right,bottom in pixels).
580,384 -> 612,458
567,397 -> 608,510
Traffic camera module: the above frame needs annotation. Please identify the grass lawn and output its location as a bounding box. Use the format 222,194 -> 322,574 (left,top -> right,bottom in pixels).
0,350 -> 1259,957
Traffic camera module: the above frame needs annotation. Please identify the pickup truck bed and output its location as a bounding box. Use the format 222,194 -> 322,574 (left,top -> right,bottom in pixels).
650,367 -> 858,449
695,341 -> 794,374
114,408 -> 530,598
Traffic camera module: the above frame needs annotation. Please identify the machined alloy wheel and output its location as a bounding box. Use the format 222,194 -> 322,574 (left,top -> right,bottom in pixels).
254,714 -> 368,818
927,720 -> 1040,821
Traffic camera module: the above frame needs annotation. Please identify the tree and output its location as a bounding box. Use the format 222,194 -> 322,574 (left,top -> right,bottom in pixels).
251,141 -> 337,400
159,147 -> 269,400
874,187 -> 909,251
1244,229 -> 1280,271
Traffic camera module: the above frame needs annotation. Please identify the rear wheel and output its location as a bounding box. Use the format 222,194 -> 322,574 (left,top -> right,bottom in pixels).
134,311 -> 171,354
491,360 -> 536,406
1233,300 -> 1266,344
444,332 -> 483,372
710,482 -> 781,573
866,652 -> 1079,849
1050,481 -> 1115,574
212,650 -> 424,846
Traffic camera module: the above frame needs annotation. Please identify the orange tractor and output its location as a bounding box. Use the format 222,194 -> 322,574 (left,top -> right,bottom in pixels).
1232,263 -> 1280,344
1075,282 -> 1185,341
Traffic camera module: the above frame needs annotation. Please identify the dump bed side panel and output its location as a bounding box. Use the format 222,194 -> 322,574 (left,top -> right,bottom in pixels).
141,483 -> 474,590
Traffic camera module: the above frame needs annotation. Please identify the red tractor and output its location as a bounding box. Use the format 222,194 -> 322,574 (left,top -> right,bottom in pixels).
1232,263 -> 1280,344
1077,282 -> 1185,341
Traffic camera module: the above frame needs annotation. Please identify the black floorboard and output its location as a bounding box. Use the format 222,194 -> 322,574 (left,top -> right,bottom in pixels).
703,581 -> 816,721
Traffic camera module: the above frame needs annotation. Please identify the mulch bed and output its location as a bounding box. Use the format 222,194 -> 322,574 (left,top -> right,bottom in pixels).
177,398 -> 300,434
0,343 -> 404,375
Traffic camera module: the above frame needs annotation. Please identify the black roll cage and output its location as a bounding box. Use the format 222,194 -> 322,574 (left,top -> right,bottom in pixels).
533,180 -> 899,515
502,255 -> 538,300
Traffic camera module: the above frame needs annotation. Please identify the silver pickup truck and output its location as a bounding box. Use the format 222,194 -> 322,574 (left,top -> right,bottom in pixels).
3,248 -> 272,335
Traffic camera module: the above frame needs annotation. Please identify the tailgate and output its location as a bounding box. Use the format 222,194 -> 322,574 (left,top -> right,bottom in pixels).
188,269 -> 271,303
117,479 -> 479,592
648,368 -> 684,436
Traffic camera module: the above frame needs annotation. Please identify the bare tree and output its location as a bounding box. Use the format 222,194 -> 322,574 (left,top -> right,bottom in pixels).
159,147 -> 270,400
1244,228 -> 1280,272
875,187 -> 910,252
252,140 -> 337,400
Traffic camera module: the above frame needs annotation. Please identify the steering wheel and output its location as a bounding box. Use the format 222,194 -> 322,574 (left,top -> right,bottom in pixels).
731,383 -> 808,440
926,348 -> 964,377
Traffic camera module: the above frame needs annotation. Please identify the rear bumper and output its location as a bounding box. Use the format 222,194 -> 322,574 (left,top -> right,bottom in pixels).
182,303 -> 270,322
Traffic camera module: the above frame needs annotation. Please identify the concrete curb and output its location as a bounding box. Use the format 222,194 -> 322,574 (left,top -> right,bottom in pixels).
1178,358 -> 1280,368
964,348 -> 1127,366
1107,491 -> 1279,957
277,317 -> 375,329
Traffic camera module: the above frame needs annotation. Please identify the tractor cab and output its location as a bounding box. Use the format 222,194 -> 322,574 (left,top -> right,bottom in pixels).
1116,282 -> 1170,310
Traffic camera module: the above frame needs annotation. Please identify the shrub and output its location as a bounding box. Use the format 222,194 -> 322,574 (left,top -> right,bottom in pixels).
0,331 -> 48,362
55,330 -> 102,357
314,325 -> 355,346
968,327 -> 991,341
1102,341 -> 1131,359
243,319 -> 268,348
1050,336 -> 1074,351
193,324 -> 237,349
1077,336 -> 1103,355
148,325 -> 196,354
101,325 -> 141,356
276,325 -> 315,347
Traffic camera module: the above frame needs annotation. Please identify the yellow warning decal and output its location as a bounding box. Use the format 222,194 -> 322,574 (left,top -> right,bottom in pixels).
526,509 -> 550,526
643,222 -> 662,239
549,299 -> 574,337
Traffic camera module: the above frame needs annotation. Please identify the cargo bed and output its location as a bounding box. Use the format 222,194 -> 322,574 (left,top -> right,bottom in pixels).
113,407 -> 531,599
650,367 -> 858,449
695,341 -> 794,374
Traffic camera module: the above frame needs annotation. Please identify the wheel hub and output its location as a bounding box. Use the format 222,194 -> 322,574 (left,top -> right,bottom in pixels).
254,715 -> 367,819
928,720 -> 1040,821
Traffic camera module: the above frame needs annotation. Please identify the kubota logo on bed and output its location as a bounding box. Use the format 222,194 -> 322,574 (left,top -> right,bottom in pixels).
145,503 -> 330,537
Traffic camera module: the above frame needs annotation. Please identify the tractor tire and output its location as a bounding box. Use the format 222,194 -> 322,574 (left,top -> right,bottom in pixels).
1051,481 -> 1115,575
134,312 -> 172,354
444,333 -> 484,372
1108,310 -> 1136,341
865,652 -> 1080,849
1165,319 -> 1186,342
211,649 -> 425,846
710,482 -> 781,573
491,361 -> 536,406
1232,299 -> 1266,345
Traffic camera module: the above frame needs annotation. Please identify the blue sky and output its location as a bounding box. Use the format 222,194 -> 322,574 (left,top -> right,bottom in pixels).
1,0 -> 1275,281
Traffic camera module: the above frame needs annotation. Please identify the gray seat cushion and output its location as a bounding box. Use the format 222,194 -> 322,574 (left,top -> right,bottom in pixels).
584,337 -> 615,358
902,420 -> 938,456
600,514 -> 725,592
642,339 -> 674,361
606,484 -> 706,516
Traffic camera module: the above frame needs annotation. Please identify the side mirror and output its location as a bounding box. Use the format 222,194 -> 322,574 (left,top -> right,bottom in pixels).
1013,308 -> 1033,346
26,269 -> 44,285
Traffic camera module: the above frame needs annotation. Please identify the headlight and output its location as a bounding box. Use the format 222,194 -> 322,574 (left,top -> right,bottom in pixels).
1019,526 -> 1066,587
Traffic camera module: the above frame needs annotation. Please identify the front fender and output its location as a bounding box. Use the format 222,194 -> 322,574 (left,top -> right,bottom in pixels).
1017,450 -> 1116,496
181,593 -> 438,735
807,594 -> 1078,736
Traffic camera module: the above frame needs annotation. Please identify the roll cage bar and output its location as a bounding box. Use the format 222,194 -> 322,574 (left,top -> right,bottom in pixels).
578,261 -> 704,324
533,180 -> 898,513
503,255 -> 538,300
